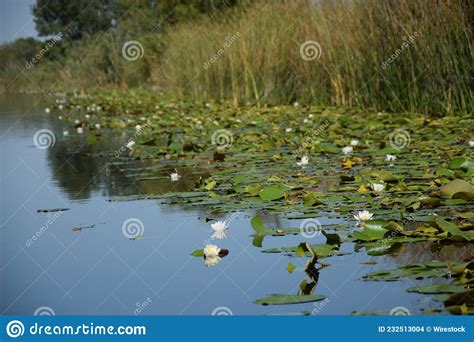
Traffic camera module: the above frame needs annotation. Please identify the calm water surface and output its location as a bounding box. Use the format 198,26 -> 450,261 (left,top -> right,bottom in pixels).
0,94 -> 444,315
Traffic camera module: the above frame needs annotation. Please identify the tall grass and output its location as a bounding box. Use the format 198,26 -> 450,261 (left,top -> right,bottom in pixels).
161,0 -> 473,114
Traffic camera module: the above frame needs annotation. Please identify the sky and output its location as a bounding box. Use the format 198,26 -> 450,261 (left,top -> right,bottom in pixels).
0,0 -> 38,44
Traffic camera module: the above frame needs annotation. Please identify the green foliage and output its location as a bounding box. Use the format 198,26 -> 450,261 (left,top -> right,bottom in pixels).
161,0 -> 473,114
32,0 -> 116,40
1,0 -> 472,115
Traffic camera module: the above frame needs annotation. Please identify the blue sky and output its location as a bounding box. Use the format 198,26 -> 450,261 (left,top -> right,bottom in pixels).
0,0 -> 38,44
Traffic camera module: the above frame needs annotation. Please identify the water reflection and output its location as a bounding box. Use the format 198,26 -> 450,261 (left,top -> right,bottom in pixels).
46,130 -> 209,202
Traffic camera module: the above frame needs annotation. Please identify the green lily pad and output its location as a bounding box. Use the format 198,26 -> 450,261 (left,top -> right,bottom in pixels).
407,284 -> 466,294
190,249 -> 204,257
251,215 -> 266,233
258,185 -> 289,201
254,294 -> 326,305
439,179 -> 474,199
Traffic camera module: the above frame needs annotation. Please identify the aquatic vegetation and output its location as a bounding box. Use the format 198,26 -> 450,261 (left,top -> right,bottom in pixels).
210,221 -> 229,239
48,90 -> 473,314
353,210 -> 374,226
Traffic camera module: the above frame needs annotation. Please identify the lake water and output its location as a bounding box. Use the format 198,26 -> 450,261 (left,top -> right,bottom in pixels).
0,94 -> 452,315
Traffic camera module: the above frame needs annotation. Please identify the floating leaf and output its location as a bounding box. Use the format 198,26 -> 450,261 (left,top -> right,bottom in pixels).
191,249 -> 204,257
439,179 -> 474,199
251,215 -> 266,233
258,185 -> 289,201
254,294 -> 326,305
407,284 -> 466,294
252,234 -> 264,247
303,192 -> 324,207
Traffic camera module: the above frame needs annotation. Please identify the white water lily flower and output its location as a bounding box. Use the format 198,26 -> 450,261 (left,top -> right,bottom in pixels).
74,119 -> 80,124
58,115 -> 63,120
293,102 -> 299,107
45,108 -> 50,113
85,114 -> 90,119
170,170 -> 181,182
211,221 -> 229,239
350,139 -> 359,146
370,183 -> 385,193
297,156 -> 309,166
303,118 -> 309,124
135,124 -> 142,131
308,114 -> 314,119
341,146 -> 353,155
58,105 -> 63,110
204,256 -> 221,267
385,154 -> 396,162
204,244 -> 221,258
94,123 -> 101,130
285,128 -> 292,133
469,140 -> 474,147
126,140 -> 135,150
353,210 -> 374,225
76,127 -> 84,134
63,130 -> 69,136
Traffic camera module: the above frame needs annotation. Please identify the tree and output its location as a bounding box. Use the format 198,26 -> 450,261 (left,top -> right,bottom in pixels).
32,0 -> 117,40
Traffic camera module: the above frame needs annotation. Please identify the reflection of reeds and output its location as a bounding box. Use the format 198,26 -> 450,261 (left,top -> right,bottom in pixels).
162,0 -> 472,114
388,241 -> 474,267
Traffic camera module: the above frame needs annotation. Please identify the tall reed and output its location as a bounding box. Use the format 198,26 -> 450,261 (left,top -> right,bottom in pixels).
160,0 -> 473,114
